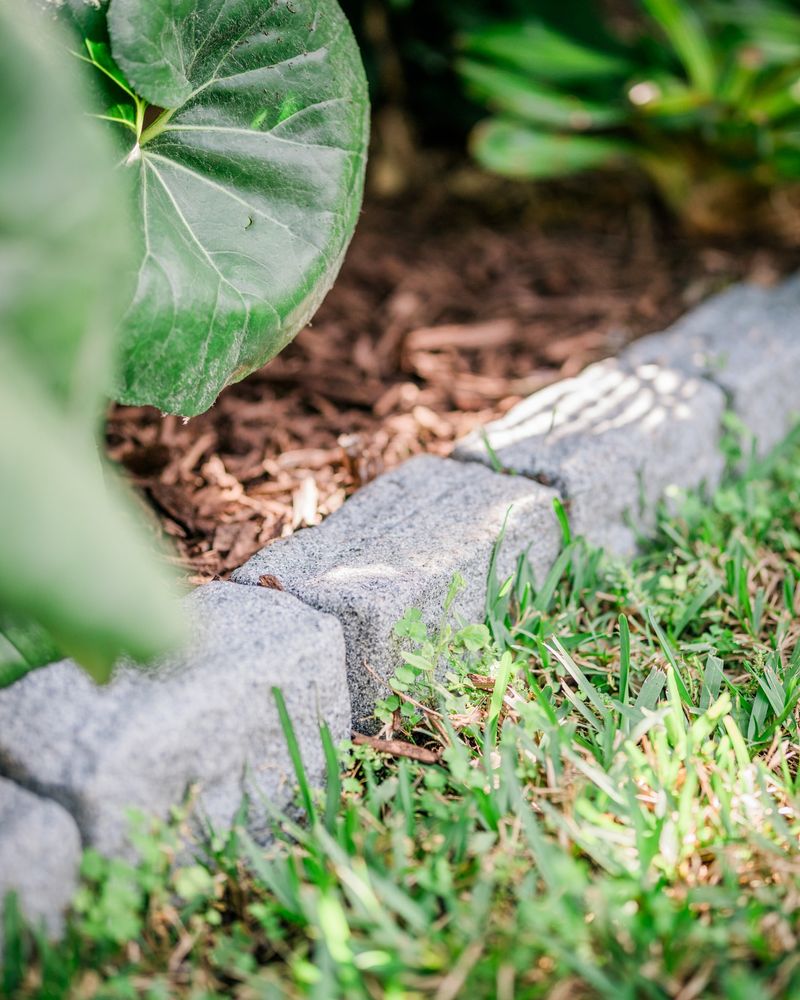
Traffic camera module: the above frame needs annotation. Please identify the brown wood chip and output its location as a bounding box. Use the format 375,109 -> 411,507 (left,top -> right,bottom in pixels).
105,181 -> 795,583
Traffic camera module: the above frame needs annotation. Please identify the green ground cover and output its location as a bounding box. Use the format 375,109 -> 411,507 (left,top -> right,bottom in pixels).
5,422 -> 800,999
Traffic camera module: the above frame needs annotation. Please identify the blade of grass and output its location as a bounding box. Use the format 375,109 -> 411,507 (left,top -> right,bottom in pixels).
273,686 -> 316,825
619,613 -> 631,705
320,721 -> 341,834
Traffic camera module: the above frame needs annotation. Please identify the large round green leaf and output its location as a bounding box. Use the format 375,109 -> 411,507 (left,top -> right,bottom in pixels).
76,0 -> 369,415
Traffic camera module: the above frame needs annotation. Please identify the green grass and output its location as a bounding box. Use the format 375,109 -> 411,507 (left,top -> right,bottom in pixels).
5,426 -> 800,999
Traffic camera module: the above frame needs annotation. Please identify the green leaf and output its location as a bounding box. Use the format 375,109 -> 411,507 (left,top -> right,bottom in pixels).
618,614 -> 631,705
626,73 -> 710,118
0,4 -> 184,682
1,7 -> 133,422
394,666 -> 418,686
0,346 -> 184,682
68,0 -> 369,415
461,21 -> 631,85
457,623 -> 491,652
705,0 -> 800,67
0,611 -> 61,677
55,2 -> 138,150
471,120 -> 631,179
173,865 -> 216,903
83,37 -> 137,98
273,687 -> 316,823
0,657 -> 36,693
488,651 -> 514,729
458,59 -> 625,131
641,0 -> 717,95
634,668 -> 667,712
56,0 -> 112,39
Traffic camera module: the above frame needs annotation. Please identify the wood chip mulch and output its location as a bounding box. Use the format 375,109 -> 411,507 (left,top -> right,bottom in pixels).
106,175 -> 798,583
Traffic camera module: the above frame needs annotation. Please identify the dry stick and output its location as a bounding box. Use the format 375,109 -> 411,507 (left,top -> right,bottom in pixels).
433,939 -> 485,1000
467,673 -> 495,691
352,732 -> 442,765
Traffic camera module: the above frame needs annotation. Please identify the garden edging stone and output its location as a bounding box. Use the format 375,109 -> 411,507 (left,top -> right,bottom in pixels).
453,357 -> 726,555
233,454 -> 563,728
0,583 -> 349,858
0,777 -> 81,948
621,276 -> 800,455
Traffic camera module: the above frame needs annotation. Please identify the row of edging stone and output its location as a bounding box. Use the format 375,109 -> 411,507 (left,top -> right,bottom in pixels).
1,274 -> 799,941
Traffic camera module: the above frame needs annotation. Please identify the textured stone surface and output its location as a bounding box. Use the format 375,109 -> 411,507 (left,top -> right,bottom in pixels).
0,777 -> 81,939
454,358 -> 726,555
0,583 -> 349,856
233,455 -> 561,728
623,277 -> 800,454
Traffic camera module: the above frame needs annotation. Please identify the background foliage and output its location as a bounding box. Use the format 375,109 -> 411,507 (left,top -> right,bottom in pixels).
461,0 -> 800,232
347,0 -> 800,234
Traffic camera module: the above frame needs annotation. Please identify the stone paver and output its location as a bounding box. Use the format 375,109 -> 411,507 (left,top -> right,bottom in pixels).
622,277 -> 800,454
454,358 -> 726,555
233,455 -> 561,727
0,582 -> 348,856
0,777 -> 81,941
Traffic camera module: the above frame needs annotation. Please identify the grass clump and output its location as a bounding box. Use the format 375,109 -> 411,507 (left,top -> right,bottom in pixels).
5,427 -> 800,999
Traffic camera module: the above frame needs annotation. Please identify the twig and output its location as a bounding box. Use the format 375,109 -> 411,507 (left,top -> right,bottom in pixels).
352,732 -> 442,764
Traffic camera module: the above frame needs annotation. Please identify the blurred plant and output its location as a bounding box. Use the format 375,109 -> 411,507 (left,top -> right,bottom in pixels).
339,0 -> 533,192
342,0 -> 527,127
459,0 -> 800,234
0,4 -> 183,684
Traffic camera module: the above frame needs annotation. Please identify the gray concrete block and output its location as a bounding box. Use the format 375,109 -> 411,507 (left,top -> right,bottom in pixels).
233,455 -> 561,728
454,358 -> 726,555
0,777 -> 81,940
0,583 -> 349,856
623,277 -> 800,454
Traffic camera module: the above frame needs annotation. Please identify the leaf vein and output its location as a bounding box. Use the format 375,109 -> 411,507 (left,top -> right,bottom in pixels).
145,150 -> 326,256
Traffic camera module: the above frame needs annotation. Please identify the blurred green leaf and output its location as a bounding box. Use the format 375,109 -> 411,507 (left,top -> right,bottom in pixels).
459,59 -> 626,130
471,119 -> 631,178
771,129 -> 800,176
746,68 -> 800,123
0,611 -> 62,689
0,612 -> 61,672
706,0 -> 800,65
0,8 -> 133,422
459,0 -> 800,228
0,4 -> 184,683
641,0 -> 717,94
461,21 -> 631,85
626,73 -> 711,118
0,345 -> 184,683
56,0 -> 112,38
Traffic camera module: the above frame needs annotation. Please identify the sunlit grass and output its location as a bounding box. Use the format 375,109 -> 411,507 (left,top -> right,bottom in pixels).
5,426 -> 800,999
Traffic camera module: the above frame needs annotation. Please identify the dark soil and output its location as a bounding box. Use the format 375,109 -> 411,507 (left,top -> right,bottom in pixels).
106,168 -> 799,582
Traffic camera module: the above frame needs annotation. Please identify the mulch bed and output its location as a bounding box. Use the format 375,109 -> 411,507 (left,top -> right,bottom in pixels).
106,169 -> 799,583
